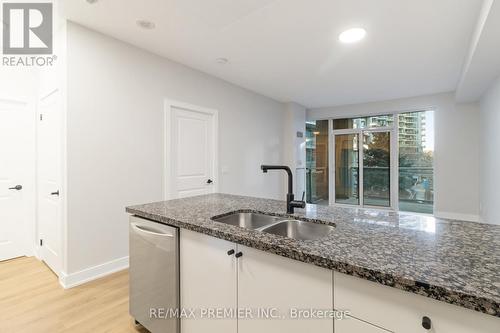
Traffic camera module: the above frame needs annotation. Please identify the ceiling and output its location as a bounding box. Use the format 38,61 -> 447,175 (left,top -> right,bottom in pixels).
61,0 -> 483,108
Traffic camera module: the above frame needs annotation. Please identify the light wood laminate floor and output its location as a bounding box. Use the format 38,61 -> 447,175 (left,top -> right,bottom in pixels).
0,256 -> 148,333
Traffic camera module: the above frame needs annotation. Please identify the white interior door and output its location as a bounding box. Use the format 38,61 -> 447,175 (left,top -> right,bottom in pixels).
37,89 -> 63,275
0,98 -> 33,261
166,101 -> 218,199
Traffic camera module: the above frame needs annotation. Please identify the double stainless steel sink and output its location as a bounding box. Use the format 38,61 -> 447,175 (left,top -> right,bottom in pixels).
212,212 -> 334,241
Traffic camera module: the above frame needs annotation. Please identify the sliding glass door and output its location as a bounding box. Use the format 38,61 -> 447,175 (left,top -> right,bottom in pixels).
307,111 -> 434,212
333,128 -> 394,208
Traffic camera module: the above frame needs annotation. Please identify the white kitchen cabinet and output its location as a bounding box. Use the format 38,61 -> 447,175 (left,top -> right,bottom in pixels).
237,245 -> 333,333
180,231 -> 499,333
180,229 -> 238,333
334,272 -> 500,333
335,315 -> 391,333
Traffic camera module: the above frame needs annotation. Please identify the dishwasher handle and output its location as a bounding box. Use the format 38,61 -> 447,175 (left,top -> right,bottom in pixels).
131,223 -> 175,238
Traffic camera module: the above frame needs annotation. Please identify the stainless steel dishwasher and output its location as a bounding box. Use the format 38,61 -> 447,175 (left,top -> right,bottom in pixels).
129,215 -> 179,333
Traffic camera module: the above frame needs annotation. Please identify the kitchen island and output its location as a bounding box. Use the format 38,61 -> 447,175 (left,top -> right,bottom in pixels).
126,193 -> 500,332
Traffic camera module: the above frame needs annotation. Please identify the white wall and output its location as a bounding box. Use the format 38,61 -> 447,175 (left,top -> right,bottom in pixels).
0,68 -> 37,97
308,92 -> 481,221
479,76 -> 500,225
283,102 -> 306,195
65,22 -> 287,274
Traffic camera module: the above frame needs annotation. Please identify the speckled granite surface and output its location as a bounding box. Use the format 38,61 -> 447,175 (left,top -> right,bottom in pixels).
126,193 -> 500,317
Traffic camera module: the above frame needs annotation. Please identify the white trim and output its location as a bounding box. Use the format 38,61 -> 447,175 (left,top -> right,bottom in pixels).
359,131 -> 364,206
163,99 -> 219,200
392,115 -> 400,211
328,119 -> 334,205
434,211 -> 480,223
59,256 -> 129,289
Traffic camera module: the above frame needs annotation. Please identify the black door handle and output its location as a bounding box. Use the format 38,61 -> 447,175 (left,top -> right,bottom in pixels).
422,316 -> 432,330
8,185 -> 22,191
206,179 -> 213,184
51,190 -> 60,196
235,252 -> 243,258
227,249 -> 235,256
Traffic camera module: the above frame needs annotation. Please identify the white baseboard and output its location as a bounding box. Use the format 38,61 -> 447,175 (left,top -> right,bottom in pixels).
434,211 -> 480,223
59,256 -> 129,289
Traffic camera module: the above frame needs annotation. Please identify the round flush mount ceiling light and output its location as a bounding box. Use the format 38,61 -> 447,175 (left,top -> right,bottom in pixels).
136,20 -> 156,30
338,28 -> 367,44
215,57 -> 229,65
86,0 -> 99,4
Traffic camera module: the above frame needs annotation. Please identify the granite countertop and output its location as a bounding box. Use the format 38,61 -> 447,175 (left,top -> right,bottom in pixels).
126,193 -> 500,317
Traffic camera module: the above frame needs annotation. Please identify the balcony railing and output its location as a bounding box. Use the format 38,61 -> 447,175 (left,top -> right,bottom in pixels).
305,165 -> 434,212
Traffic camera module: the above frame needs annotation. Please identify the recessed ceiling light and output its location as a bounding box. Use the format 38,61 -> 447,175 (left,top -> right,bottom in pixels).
216,58 -> 229,65
86,0 -> 98,4
339,28 -> 366,44
136,20 -> 156,30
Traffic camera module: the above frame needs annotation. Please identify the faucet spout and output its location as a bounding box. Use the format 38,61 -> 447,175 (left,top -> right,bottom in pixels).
260,164 -> 305,214
261,165 -> 293,194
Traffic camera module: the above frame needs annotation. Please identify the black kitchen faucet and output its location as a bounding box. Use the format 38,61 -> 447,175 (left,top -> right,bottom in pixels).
261,165 -> 306,214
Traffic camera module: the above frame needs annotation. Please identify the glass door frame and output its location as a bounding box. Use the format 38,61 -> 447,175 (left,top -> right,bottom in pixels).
329,120 -> 399,210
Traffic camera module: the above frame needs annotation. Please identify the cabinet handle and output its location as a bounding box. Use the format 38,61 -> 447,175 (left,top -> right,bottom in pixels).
422,316 -> 432,330
131,223 -> 174,237
235,252 -> 243,258
227,249 -> 235,256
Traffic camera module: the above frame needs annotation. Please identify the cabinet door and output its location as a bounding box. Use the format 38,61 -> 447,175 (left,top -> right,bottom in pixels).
180,229 -> 237,333
335,316 -> 391,333
238,245 -> 333,333
334,272 -> 500,333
